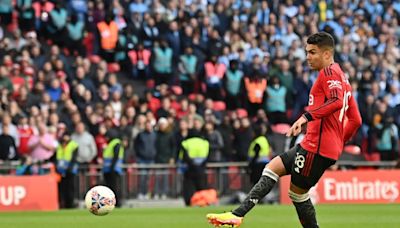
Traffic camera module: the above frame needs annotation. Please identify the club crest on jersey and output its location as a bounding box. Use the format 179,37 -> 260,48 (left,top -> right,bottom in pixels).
327,80 -> 342,89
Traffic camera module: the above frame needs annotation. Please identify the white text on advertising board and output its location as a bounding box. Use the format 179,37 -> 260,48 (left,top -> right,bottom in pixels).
0,186 -> 26,206
324,178 -> 399,201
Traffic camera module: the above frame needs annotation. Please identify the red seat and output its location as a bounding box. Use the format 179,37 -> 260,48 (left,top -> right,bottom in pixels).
146,79 -> 155,88
188,93 -> 197,101
212,101 -> 226,111
171,85 -> 182,95
236,108 -> 248,118
107,63 -> 120,73
89,55 -> 101,64
271,123 -> 291,134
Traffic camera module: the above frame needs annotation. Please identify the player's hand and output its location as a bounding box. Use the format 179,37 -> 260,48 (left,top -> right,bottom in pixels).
286,116 -> 308,137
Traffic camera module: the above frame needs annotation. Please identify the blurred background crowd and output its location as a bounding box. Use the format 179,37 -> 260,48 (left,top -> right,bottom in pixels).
0,0 -> 399,182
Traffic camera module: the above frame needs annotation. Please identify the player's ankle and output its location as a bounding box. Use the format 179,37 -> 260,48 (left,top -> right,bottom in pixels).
231,211 -> 243,217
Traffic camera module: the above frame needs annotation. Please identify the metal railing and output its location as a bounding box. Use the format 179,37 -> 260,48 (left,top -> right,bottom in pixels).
75,162 -> 252,202
0,160 -> 398,204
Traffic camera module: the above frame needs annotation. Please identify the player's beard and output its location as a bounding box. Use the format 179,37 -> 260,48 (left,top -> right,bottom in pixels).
308,62 -> 316,70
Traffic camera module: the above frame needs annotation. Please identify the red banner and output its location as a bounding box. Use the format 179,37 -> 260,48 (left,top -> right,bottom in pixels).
0,175 -> 59,211
280,170 -> 400,204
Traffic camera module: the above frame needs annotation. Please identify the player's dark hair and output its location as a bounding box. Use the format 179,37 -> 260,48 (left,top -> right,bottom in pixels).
306,32 -> 335,50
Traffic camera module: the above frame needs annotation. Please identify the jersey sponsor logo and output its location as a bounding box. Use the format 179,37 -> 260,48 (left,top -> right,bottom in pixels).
327,80 -> 342,90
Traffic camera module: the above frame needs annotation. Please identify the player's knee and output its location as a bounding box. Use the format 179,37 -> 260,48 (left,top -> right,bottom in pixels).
265,156 -> 286,177
262,167 -> 279,181
288,190 -> 310,203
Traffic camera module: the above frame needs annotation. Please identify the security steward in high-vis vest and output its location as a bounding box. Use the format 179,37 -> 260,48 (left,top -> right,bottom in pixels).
56,131 -> 79,208
243,71 -> 267,116
179,127 -> 210,206
248,124 -> 271,185
97,13 -> 119,62
103,130 -> 124,207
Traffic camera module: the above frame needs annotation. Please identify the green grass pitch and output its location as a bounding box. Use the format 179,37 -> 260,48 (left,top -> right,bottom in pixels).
0,204 -> 399,228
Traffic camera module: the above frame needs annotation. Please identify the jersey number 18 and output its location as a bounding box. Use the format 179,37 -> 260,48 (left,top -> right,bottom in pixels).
339,91 -> 351,122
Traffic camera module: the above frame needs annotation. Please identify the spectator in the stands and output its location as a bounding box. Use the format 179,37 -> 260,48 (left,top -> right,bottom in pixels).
233,117 -> 253,162
178,46 -> 197,95
135,120 -> 157,199
27,122 -> 56,162
152,38 -> 173,86
266,76 -> 287,124
71,122 -> 97,165
224,59 -> 244,110
154,117 -> 175,199
0,112 -> 20,147
0,124 -> 19,161
204,121 -> 224,162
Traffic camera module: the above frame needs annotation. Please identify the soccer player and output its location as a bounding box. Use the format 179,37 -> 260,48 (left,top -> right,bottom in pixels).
206,32 -> 362,228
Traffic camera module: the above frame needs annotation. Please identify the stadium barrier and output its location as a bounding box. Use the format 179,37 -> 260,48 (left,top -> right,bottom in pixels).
76,162 -> 253,203
76,161 -> 397,202
0,160 -> 398,210
0,175 -> 58,211
280,169 -> 400,204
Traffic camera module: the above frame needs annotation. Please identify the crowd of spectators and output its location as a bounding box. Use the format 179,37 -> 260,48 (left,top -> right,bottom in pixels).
0,0 -> 399,180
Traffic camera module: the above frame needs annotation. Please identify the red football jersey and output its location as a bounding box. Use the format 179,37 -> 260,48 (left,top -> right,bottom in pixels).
300,63 -> 361,160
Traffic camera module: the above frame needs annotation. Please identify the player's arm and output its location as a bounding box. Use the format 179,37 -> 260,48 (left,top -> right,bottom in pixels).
343,95 -> 362,143
303,70 -> 343,121
287,70 -> 344,137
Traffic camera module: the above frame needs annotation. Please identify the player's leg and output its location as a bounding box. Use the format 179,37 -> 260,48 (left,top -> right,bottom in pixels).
289,184 -> 318,228
207,146 -> 298,227
289,147 -> 336,228
230,156 -> 286,217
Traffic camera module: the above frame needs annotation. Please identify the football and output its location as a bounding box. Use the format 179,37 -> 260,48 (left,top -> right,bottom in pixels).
85,186 -> 116,216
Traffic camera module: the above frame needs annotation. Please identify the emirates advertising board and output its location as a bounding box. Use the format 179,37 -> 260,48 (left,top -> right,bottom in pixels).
280,170 -> 400,204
